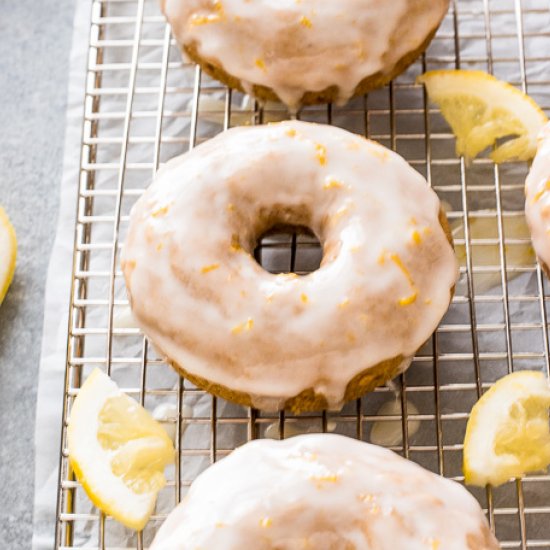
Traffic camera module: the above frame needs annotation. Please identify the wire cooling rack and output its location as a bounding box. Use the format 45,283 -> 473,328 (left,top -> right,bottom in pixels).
55,0 -> 550,548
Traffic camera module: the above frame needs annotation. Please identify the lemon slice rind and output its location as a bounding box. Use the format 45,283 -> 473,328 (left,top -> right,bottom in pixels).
68,369 -> 174,530
463,370 -> 550,487
0,206 -> 17,305
417,69 -> 548,163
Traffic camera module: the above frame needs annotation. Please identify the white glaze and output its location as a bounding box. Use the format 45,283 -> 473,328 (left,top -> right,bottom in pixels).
160,0 -> 450,108
150,434 -> 500,550
525,122 -> 550,270
122,121 -> 458,411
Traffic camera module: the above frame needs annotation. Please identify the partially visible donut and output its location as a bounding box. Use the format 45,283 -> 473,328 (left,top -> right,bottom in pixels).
122,121 -> 457,412
160,0 -> 450,109
150,434 -> 500,550
526,122 -> 550,276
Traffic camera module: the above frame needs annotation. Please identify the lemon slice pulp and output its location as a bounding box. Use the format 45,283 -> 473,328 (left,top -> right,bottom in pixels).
463,370 -> 550,487
418,69 -> 548,163
0,206 -> 17,305
68,368 -> 175,530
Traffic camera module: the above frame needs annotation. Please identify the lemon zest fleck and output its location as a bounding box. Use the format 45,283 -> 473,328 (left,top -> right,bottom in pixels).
190,13 -> 222,25
190,0 -> 224,25
277,272 -> 299,279
231,318 -> 254,335
311,474 -> 339,484
300,15 -> 313,28
367,504 -> 381,515
230,235 -> 242,252
399,293 -> 418,307
370,147 -> 389,162
152,205 -> 169,218
315,143 -> 327,165
260,517 -> 272,528
389,253 -> 419,306
533,180 -> 550,203
201,263 -> 220,274
331,205 -> 350,226
390,253 -> 414,287
323,178 -> 344,190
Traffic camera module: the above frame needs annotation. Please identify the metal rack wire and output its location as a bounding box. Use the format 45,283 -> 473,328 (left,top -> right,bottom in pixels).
54,0 -> 550,548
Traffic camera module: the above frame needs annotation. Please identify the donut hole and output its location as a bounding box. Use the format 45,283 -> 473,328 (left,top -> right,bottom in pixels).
254,224 -> 322,275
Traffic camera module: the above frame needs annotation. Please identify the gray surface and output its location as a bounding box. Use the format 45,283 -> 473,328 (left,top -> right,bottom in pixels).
0,0 -> 75,547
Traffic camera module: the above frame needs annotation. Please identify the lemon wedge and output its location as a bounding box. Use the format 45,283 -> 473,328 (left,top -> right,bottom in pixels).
418,69 -> 548,163
68,368 -> 175,530
463,370 -> 550,487
0,206 -> 16,305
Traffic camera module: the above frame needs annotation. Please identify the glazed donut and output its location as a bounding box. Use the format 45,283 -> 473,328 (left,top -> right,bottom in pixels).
526,122 -> 550,275
122,121 -> 457,412
160,0 -> 450,109
150,434 -> 500,550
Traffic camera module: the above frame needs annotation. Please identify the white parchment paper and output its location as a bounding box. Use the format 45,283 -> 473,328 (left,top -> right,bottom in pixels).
32,0 -> 550,548
32,2 -> 90,547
